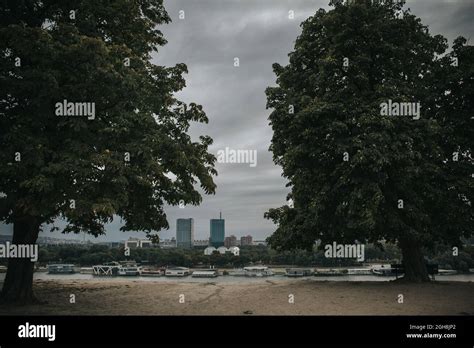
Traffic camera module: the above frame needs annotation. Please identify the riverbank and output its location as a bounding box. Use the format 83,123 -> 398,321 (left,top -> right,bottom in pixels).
0,279 -> 472,315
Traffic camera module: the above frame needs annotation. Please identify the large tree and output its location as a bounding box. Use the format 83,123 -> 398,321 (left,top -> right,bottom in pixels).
265,0 -> 473,282
0,0 -> 217,303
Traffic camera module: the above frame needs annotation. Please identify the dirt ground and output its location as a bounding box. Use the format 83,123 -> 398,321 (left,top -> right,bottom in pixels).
0,279 -> 473,315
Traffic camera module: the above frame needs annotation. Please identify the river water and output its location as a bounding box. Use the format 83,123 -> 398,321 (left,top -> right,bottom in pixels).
1,272 -> 473,283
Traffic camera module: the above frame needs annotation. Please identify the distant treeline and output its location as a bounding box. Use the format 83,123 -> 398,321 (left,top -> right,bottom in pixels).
2,242 -> 472,272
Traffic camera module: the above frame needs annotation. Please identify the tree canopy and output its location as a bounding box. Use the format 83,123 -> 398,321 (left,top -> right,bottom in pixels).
0,0 -> 216,236
0,0 -> 216,302
264,0 -> 473,281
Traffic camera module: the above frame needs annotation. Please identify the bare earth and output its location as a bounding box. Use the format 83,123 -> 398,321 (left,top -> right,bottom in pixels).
0,279 -> 473,315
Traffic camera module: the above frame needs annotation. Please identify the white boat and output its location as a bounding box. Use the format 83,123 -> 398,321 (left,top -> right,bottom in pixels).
165,267 -> 190,277
243,266 -> 274,277
118,266 -> 141,276
47,264 -> 76,274
371,265 -> 399,276
347,268 -> 372,275
286,268 -> 313,277
192,270 -> 219,278
314,269 -> 346,276
140,268 -> 163,277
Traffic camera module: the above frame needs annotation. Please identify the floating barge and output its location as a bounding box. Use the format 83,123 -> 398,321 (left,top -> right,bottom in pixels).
140,268 -> 163,277
47,264 -> 76,274
243,266 -> 274,277
165,267 -> 190,277
347,268 -> 372,275
118,266 -> 141,276
314,269 -> 346,276
286,268 -> 314,277
192,270 -> 219,278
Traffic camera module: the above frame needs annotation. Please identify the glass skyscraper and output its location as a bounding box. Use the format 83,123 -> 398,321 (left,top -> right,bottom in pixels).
210,213 -> 225,247
176,218 -> 194,249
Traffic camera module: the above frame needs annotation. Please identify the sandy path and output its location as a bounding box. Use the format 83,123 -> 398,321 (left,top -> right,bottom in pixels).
0,279 -> 473,315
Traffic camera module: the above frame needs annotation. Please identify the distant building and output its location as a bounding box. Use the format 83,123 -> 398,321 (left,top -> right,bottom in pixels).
140,239 -> 153,248
228,246 -> 240,256
98,241 -> 125,248
125,238 -> 140,249
217,246 -> 228,254
159,238 -> 176,249
210,213 -> 225,248
240,235 -> 253,246
125,238 -> 155,249
204,246 -> 239,256
36,236 -> 85,245
224,235 -> 237,248
204,246 -> 217,255
176,218 -> 194,249
253,240 -> 268,246
193,239 -> 209,248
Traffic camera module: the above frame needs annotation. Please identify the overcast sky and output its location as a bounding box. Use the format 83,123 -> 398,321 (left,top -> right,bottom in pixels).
2,0 -> 473,242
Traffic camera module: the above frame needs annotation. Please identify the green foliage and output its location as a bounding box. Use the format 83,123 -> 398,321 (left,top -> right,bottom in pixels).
0,1 -> 216,237
264,1 -> 473,259
33,243 -> 411,268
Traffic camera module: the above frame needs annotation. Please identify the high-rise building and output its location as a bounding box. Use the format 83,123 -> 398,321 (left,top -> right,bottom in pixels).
210,212 -> 225,248
240,235 -> 253,246
224,235 -> 237,248
176,218 -> 194,249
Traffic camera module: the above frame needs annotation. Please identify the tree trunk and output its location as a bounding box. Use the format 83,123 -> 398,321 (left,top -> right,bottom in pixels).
0,216 -> 41,304
399,238 -> 430,282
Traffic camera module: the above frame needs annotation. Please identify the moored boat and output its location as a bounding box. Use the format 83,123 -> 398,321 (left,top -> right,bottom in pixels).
118,266 -> 141,276
347,268 -> 372,275
165,267 -> 190,277
47,264 -> 76,274
314,269 -> 346,276
286,268 -> 313,277
371,265 -> 398,276
243,266 -> 274,277
192,270 -> 219,278
140,268 -> 163,277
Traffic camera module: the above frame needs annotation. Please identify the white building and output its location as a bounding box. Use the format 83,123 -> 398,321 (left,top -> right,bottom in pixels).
139,239 -> 153,248
204,246 -> 216,255
228,246 -> 240,256
125,238 -> 154,249
193,239 -> 209,247
217,246 -> 228,254
204,246 -> 239,256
